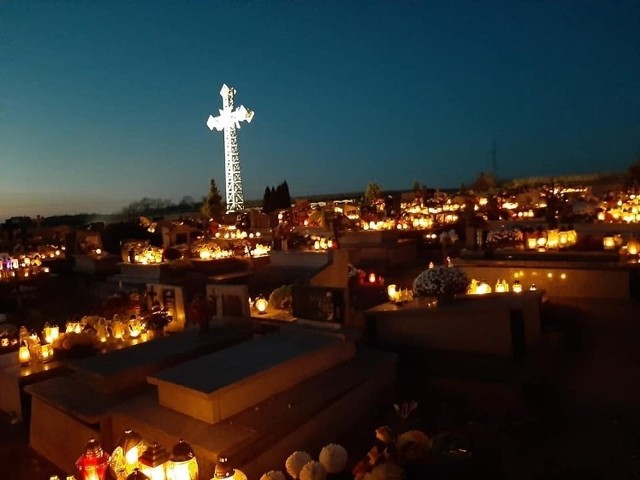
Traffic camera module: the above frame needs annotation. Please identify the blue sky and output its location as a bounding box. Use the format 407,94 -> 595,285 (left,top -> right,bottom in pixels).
1,0 -> 638,218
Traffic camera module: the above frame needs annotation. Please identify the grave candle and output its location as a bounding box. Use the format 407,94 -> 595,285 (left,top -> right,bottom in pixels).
76,438 -> 110,480
140,442 -> 169,480
18,340 -> 31,365
117,429 -> 144,475
255,295 -> 268,314
166,439 -> 198,480
39,343 -> 54,363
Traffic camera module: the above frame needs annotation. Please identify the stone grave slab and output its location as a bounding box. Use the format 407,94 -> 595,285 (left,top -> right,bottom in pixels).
68,326 -> 253,394
0,357 -> 66,422
112,348 -> 396,480
25,325 -> 253,472
147,332 -> 356,424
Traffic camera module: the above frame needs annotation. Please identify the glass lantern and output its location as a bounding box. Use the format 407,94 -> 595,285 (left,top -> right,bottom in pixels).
76,438 -> 111,480
139,442 -> 169,480
18,340 -> 31,365
166,439 -> 198,480
117,429 -> 144,475
211,458 -> 246,480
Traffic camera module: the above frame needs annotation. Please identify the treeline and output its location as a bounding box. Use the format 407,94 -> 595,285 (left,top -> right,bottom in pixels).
121,196 -> 200,217
262,181 -> 291,213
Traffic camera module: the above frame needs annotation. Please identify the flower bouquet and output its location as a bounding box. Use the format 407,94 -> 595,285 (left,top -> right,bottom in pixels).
413,266 -> 470,301
486,228 -> 524,249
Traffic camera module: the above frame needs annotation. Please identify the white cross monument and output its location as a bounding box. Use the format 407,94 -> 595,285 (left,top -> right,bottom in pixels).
206,84 -> 254,213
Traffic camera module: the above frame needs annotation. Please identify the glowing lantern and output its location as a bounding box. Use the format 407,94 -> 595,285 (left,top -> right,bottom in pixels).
536,236 -> 547,248
1,338 -> 8,348
494,279 -> 509,293
567,229 -> 577,245
530,284 -> 537,291
476,282 -> 491,295
117,429 -> 144,475
526,237 -> 537,250
597,211 -> 605,221
166,439 -> 198,480
368,273 -> 377,284
211,458 -> 247,480
97,322 -> 108,343
112,321 -> 126,340
627,238 -> 640,256
38,343 -> 54,363
603,236 -> 616,250
43,324 -> 60,344
18,340 -> 31,365
76,438 -> 111,480
139,442 -> 169,480
546,230 -> 559,249
313,240 -> 320,250
558,231 -> 568,247
386,284 -> 398,303
255,295 -> 268,314
512,280 -> 523,293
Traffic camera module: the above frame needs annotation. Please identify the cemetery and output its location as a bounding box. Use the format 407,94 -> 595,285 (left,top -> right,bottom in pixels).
1,84 -> 640,479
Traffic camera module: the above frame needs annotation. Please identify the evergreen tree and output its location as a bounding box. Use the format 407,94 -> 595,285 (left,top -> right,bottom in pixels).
262,186 -> 272,213
281,180 -> 291,208
201,178 -> 224,221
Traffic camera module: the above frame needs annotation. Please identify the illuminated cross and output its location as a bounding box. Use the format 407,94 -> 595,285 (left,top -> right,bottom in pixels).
206,84 -> 254,213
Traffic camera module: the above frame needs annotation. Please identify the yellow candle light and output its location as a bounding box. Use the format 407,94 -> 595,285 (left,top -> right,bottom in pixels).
255,295 -> 268,314
18,340 -> 31,365
386,284 -> 398,302
603,236 -> 616,250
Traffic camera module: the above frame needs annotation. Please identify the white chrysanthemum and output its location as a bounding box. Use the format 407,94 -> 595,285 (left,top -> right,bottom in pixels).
299,460 -> 326,480
285,451 -> 312,479
318,443 -> 348,473
259,470 -> 286,480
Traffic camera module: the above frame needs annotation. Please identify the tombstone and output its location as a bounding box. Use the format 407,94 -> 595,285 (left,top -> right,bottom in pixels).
292,285 -> 347,329
205,284 -> 250,321
146,283 -> 186,332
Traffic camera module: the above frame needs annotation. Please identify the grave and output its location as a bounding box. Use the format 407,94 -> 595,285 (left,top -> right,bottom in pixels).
457,258 -> 634,300
340,230 -> 417,267
72,231 -> 120,275
365,291 -> 544,358
147,332 -> 355,424
112,328 -> 396,479
26,325 -> 253,473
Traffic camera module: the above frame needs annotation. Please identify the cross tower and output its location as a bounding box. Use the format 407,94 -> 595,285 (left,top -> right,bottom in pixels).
206,84 -> 254,213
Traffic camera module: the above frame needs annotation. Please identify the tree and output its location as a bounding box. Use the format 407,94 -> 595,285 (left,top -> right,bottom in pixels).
262,186 -> 273,213
201,178 -> 224,221
627,158 -> 640,188
412,181 -> 421,192
363,181 -> 382,205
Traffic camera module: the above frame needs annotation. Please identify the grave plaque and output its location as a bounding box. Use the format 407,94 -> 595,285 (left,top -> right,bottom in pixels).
146,283 -> 186,332
292,286 -> 346,325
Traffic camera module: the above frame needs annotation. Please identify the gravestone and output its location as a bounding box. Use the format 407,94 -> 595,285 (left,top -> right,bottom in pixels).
292,285 -> 347,327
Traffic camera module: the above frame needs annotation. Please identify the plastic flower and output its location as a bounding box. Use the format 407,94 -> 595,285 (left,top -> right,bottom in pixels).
285,451 -> 312,479
259,470 -> 286,480
397,430 -> 431,463
299,461 -> 326,480
318,443 -> 348,473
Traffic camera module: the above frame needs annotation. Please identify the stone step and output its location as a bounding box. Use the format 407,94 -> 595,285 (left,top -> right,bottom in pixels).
111,348 -> 397,479
147,331 -> 356,424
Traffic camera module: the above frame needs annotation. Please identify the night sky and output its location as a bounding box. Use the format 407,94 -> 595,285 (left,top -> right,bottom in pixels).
1,0 -> 638,219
